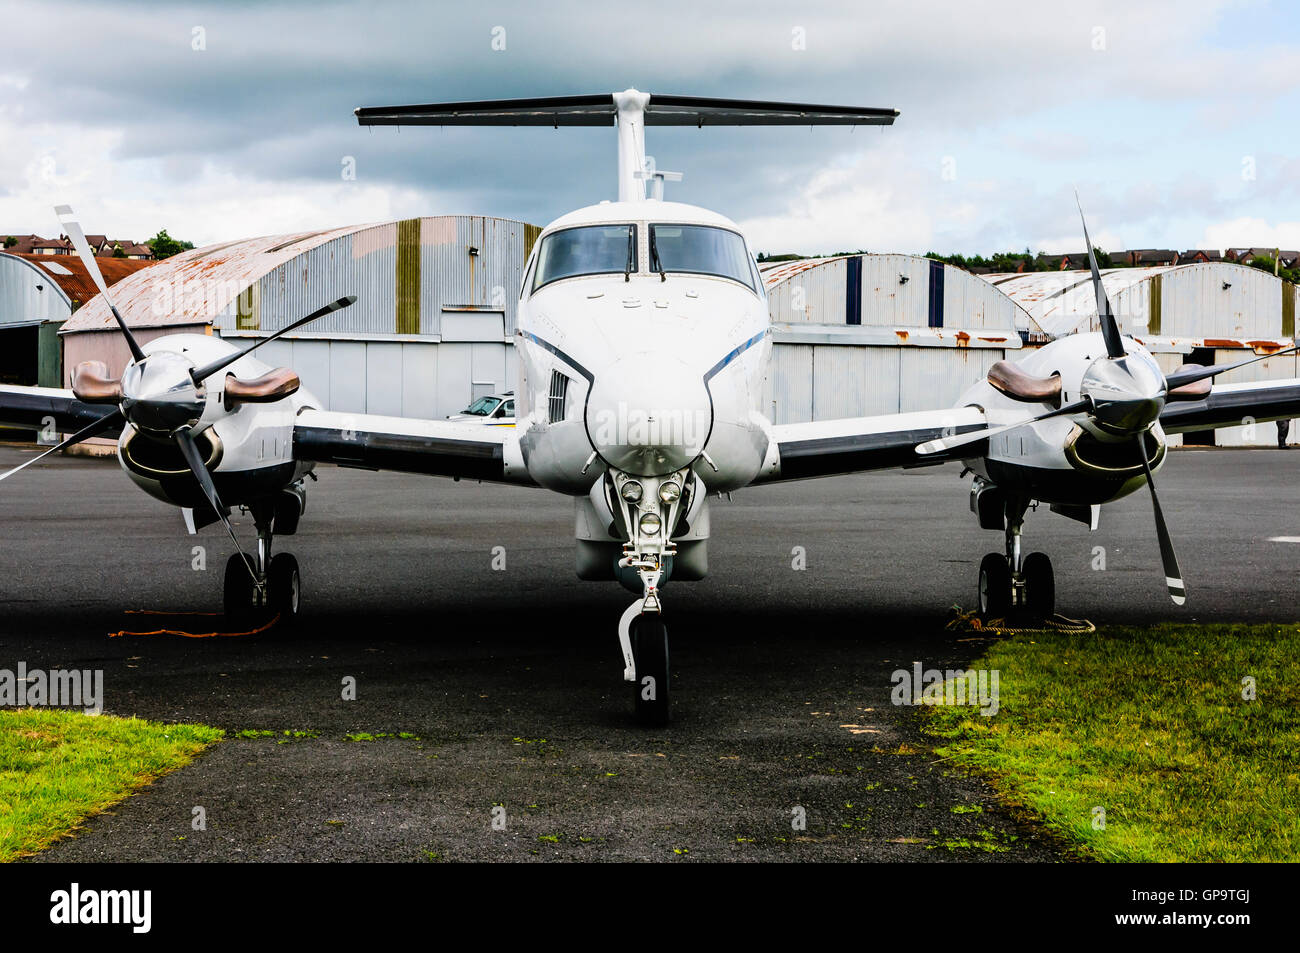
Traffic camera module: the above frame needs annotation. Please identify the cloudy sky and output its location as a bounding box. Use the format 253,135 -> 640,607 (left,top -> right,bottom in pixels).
2,0 -> 1299,257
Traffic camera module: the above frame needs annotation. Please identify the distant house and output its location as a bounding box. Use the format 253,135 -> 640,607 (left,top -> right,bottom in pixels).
0,232 -> 154,260
102,240 -> 154,260
1178,249 -> 1224,263
1124,249 -> 1178,266
1225,247 -> 1300,268
28,238 -> 72,256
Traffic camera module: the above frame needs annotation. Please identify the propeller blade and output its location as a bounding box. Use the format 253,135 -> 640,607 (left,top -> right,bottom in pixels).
1075,192 -> 1126,359
0,410 -> 123,484
54,205 -> 146,363
189,295 -> 357,384
1163,343 -> 1300,392
173,428 -> 257,584
916,398 -> 1092,455
1136,436 -> 1186,606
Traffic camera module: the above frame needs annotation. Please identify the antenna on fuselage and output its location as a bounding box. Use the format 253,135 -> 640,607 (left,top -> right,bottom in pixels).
354,90 -> 898,203
634,164 -> 683,201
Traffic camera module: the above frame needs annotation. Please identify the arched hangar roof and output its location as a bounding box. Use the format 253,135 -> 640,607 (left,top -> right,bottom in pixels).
983,262 -> 1296,342
61,216 -> 540,338
761,254 -> 1045,337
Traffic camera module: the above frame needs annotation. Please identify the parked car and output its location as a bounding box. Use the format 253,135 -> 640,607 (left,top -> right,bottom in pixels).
446,393 -> 515,425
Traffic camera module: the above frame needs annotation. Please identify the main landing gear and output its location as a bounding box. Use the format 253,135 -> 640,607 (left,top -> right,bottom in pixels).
977,494 -> 1055,621
222,498 -> 301,625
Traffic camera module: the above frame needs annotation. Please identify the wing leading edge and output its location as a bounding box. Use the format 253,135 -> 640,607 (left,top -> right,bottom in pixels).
757,407 -> 989,483
0,384 -> 123,438
292,409 -> 536,485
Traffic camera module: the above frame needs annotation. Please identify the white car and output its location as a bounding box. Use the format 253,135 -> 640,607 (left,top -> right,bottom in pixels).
446,393 -> 515,425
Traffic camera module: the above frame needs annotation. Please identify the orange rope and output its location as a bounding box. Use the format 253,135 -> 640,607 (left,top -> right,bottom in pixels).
124,609 -> 222,616
109,613 -> 281,639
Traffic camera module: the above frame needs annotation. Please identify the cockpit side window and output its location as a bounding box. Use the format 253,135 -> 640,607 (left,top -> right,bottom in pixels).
531,224 -> 638,292
648,224 -> 757,292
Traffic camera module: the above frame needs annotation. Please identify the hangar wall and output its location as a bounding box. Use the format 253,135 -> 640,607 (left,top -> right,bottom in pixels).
759,255 -> 1040,424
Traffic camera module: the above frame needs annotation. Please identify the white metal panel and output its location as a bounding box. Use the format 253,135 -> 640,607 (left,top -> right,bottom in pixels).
441,310 -> 506,342
471,342 -> 507,393
437,342 -> 473,417
768,344 -> 812,424
285,340 -> 331,409
812,347 -> 866,419
364,343 -> 404,417
898,347 -> 997,413
328,341 -> 367,414
401,343 -> 438,420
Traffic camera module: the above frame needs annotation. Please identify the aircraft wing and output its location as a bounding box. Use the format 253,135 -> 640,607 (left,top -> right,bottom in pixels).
292,409 -> 536,486
1159,377 -> 1300,434
0,384 -> 124,438
754,406 -> 989,483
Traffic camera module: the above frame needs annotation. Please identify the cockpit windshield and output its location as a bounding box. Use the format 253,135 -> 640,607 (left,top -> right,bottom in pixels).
462,396 -> 501,416
649,224 -> 756,291
532,224 -> 637,292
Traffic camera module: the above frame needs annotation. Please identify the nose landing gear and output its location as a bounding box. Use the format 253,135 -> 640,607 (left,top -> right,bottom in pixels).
618,558 -> 671,726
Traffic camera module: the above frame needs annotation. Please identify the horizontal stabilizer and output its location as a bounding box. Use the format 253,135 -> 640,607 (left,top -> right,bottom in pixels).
356,93 -> 898,127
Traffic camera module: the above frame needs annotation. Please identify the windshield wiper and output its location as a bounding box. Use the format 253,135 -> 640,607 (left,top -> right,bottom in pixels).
648,229 -> 667,282
625,227 -> 635,282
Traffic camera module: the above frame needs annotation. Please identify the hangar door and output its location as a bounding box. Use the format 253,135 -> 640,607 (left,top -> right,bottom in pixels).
437,309 -> 508,417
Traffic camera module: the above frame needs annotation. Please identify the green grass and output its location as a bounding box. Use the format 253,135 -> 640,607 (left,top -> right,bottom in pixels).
924,623 -> 1300,862
0,708 -> 222,861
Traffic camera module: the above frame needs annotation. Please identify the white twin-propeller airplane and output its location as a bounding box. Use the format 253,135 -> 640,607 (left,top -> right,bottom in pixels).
2,90 -> 1298,724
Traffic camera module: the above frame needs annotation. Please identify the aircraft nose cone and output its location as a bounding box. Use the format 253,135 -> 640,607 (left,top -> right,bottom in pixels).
585,355 -> 711,476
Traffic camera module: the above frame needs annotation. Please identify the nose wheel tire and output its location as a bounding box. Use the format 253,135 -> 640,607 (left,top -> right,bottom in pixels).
223,552 -> 257,622
268,553 -> 301,624
631,614 -> 670,726
978,553 -> 1013,620
1022,551 -> 1055,619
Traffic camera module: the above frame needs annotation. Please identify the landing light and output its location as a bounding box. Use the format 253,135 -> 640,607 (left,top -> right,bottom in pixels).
638,512 -> 662,536
658,481 -> 681,504
620,481 -> 644,504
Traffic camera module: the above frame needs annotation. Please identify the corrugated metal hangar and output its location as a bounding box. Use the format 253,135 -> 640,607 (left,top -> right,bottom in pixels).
61,216 -> 541,420
0,251 -> 153,392
759,254 -> 1045,423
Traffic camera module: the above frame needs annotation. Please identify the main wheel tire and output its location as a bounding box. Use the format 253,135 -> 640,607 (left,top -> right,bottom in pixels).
268,553 -> 301,625
1022,551 -> 1055,619
978,553 -> 1013,620
631,614 -> 670,727
223,552 -> 257,621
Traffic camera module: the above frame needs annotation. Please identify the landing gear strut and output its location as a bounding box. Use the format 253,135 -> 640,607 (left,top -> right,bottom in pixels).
977,494 -> 1054,620
618,556 -> 671,726
610,466 -> 693,726
222,501 -> 300,625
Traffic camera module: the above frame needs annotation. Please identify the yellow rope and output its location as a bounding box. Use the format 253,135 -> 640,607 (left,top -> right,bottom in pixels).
945,606 -> 1095,636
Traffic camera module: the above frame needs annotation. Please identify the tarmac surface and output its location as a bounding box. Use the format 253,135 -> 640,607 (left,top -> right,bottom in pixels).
1,443 -> 1297,862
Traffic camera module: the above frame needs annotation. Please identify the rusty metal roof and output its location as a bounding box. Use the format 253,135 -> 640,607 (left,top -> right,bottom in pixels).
981,266 -> 1183,337
758,256 -> 843,286
60,224 -> 373,332
7,252 -> 157,310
